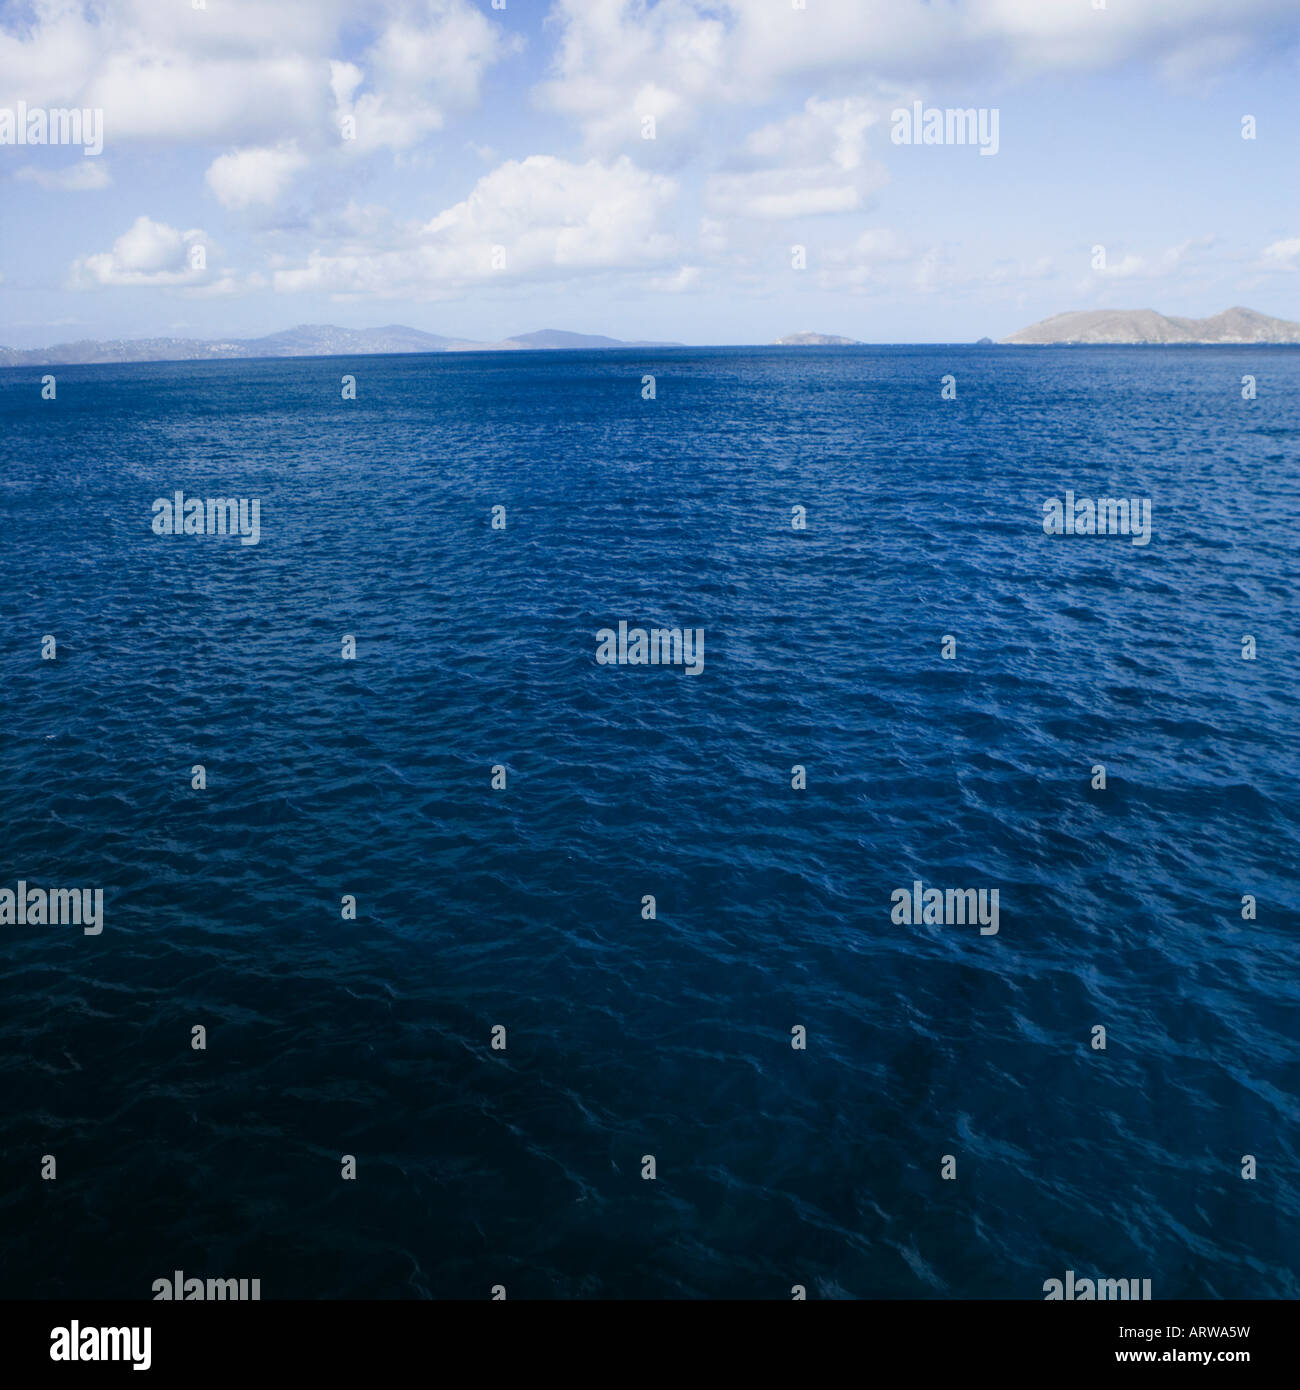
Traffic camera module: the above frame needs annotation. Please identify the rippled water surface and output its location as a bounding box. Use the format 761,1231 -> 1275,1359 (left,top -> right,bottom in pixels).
0,346 -> 1296,1298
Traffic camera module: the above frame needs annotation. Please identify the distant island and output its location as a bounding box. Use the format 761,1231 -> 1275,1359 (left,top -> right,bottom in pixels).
773,332 -> 862,346
0,325 -> 682,369
1003,306 -> 1300,345
9,311 -> 1297,367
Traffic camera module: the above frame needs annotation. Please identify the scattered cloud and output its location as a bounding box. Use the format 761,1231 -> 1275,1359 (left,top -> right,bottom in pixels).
536,0 -> 1299,151
811,227 -> 917,292
1086,237 -> 1216,283
273,155 -> 678,297
206,144 -> 308,209
13,162 -> 111,191
1259,237 -> 1300,271
0,0 -> 515,151
4,1 -> 1296,331
333,0 -> 521,154
706,97 -> 885,221
70,215 -> 211,288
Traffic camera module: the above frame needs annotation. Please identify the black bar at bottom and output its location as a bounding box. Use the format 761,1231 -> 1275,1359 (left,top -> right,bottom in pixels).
7,1299 -> 1283,1376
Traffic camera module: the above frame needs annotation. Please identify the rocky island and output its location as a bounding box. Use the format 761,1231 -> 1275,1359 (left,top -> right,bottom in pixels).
1002,306 -> 1300,345
773,332 -> 862,346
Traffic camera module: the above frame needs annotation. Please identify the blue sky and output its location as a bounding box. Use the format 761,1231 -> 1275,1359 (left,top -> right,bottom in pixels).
1,0 -> 1298,347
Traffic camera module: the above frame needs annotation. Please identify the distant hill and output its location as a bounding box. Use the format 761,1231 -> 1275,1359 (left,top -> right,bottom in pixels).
0,324 -> 682,369
501,329 -> 679,350
774,331 -> 861,346
1003,306 -> 1300,345
253,324 -> 471,355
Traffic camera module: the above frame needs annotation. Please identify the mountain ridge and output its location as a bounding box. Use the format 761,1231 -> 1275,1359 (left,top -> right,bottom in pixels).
1003,306 -> 1300,345
0,324 -> 683,368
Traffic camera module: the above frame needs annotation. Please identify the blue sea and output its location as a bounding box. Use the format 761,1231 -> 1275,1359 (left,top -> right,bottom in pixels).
0,346 -> 1296,1299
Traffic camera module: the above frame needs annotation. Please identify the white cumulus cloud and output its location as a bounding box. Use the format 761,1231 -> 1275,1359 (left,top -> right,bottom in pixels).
1259,238 -> 1300,271
706,97 -> 886,221
205,144 -> 308,209
0,0 -> 514,155
274,155 -> 678,297
70,215 -> 211,287
537,0 -> 1300,151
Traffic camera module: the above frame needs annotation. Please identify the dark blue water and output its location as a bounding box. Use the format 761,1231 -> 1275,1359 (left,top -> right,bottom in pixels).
0,346 -> 1296,1299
